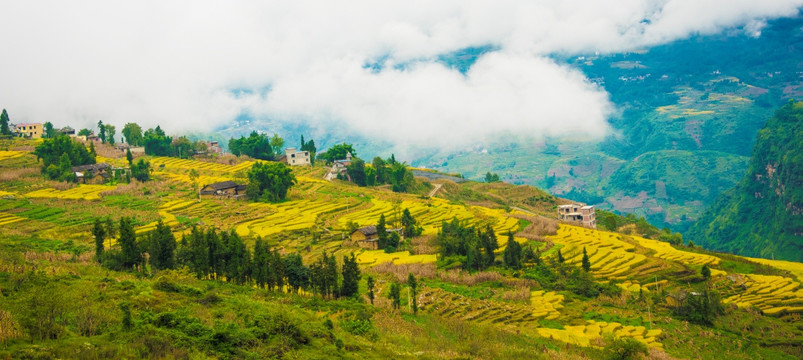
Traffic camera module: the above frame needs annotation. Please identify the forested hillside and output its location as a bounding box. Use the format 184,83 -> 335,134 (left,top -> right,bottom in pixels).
688,101 -> 803,262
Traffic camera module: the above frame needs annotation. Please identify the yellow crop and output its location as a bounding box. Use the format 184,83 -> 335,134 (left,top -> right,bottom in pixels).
356,249 -> 436,266
536,320 -> 662,348
236,199 -> 349,237
25,185 -> 116,201
0,151 -> 25,161
530,290 -> 564,320
548,225 -> 647,279
633,235 -> 720,265
0,212 -> 25,226
723,274 -> 803,315
745,257 -> 803,283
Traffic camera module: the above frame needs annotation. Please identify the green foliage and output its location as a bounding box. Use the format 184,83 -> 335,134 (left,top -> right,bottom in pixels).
366,276 -> 375,305
33,135 -> 95,180
130,158 -> 151,182
701,264 -> 711,280
346,157 -> 367,186
388,282 -> 401,309
341,253 -> 361,298
581,247 -> 591,272
603,335 -> 648,360
0,109 -> 10,135
484,172 -> 501,183
98,120 -> 106,143
93,218 -> 105,258
246,162 -> 296,202
318,143 -> 355,164
688,101 -> 803,261
122,122 -> 143,146
437,218 -> 497,272
408,273 -> 418,314
401,208 -> 422,238
503,232 -> 522,269
42,122 -> 56,138
300,135 -> 317,165
148,220 -> 177,270
77,128 -> 91,136
143,126 -> 173,156
672,288 -> 724,326
105,124 -> 116,145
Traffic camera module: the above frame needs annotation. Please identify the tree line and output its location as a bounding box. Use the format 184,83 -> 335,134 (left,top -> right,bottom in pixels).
93,219 -> 364,299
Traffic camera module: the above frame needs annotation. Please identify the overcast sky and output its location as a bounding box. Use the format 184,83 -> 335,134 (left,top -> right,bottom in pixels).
1,1 -> 800,148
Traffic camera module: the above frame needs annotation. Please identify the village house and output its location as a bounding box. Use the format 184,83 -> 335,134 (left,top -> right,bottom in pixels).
13,123 -> 42,139
351,225 -> 403,250
558,203 -> 596,228
72,163 -> 112,184
59,126 -> 76,136
282,147 -> 311,166
325,152 -> 353,181
200,181 -> 247,198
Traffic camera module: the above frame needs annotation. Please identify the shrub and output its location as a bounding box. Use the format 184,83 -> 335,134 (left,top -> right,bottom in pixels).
604,335 -> 648,360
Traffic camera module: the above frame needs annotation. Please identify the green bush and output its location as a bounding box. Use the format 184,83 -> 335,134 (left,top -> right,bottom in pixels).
603,336 -> 648,360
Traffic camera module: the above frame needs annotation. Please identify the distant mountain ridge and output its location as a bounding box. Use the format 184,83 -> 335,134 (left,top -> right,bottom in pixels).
687,101 -> 803,262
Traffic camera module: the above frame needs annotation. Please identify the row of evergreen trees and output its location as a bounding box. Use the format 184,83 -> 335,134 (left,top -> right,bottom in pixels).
93,218 -> 363,299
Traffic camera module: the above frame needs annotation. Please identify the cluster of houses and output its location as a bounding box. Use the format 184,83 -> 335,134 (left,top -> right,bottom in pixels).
557,203 -> 596,228
324,152 -> 352,181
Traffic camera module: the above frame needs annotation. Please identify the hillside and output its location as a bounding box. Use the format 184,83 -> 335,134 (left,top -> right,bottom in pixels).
412,15 -> 803,232
687,101 -> 803,262
1,138 -> 803,359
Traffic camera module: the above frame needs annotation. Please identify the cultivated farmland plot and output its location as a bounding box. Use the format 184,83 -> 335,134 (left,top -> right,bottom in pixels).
530,290 -> 564,320
548,225 -> 652,279
0,150 -> 25,161
724,274 -> 803,316
535,320 -> 662,348
25,185 -> 117,201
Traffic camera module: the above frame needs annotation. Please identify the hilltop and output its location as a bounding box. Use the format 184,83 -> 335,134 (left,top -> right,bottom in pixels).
0,136 -> 802,359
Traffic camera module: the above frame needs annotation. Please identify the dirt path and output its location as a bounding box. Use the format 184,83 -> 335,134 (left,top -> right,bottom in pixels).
427,183 -> 443,198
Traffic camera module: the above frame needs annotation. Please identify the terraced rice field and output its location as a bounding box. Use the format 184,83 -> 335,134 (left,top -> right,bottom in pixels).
0,191 -> 16,197
536,320 -> 662,348
616,279 -> 668,293
530,290 -> 563,320
0,212 -> 25,226
746,257 -> 803,283
548,225 -> 651,279
337,198 -> 519,243
25,185 -> 117,201
157,171 -> 232,186
724,274 -> 803,316
355,249 -> 436,266
419,288 -> 537,327
0,151 -> 25,161
633,235 -> 720,266
150,157 -> 255,174
235,199 -> 349,237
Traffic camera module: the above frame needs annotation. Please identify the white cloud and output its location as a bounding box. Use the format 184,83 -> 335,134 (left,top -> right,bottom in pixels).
0,0 -> 800,150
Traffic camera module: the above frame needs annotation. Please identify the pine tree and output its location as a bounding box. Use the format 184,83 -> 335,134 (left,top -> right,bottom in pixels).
503,232 -> 522,269
701,264 -> 711,280
118,217 -> 141,270
92,218 -> 106,259
98,120 -> 106,143
366,275 -> 375,305
376,214 -> 388,249
408,273 -> 418,314
126,148 -> 133,166
581,247 -> 591,272
0,109 -> 10,136
389,283 -> 401,309
557,249 -> 565,263
341,253 -> 361,298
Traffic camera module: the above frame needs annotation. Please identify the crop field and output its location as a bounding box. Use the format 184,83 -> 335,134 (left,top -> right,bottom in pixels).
746,257 -> 803,282
0,191 -> 16,197
723,274 -> 803,316
0,150 -> 25,161
156,171 -> 233,186
0,212 -> 25,226
355,249 -> 436,266
149,157 -> 255,174
419,287 -> 538,327
530,290 -> 563,320
235,199 -> 350,237
336,198 -> 520,243
548,225 -> 651,279
616,279 -> 668,293
633,235 -> 721,266
24,185 -> 117,201
535,320 -> 662,348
